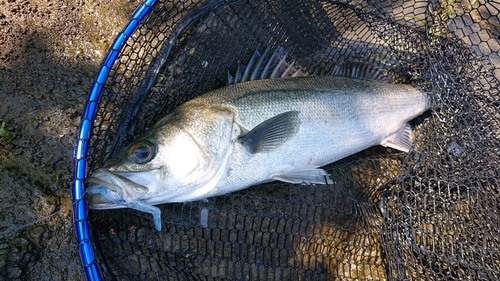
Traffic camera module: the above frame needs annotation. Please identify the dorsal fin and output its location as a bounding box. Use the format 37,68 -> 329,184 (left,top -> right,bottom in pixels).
227,46 -> 390,84
227,46 -> 307,85
328,62 -> 390,83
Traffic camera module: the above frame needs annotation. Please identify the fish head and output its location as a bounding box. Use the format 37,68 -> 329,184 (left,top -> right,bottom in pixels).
88,104 -> 239,209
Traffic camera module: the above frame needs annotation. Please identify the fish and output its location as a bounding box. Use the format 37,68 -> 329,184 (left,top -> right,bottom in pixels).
87,47 -> 433,231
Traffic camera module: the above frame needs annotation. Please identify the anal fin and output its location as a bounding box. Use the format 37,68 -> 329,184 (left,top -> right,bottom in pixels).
381,123 -> 413,152
272,166 -> 333,185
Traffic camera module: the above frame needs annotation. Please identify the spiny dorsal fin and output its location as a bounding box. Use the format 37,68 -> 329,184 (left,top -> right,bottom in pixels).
227,46 -> 307,85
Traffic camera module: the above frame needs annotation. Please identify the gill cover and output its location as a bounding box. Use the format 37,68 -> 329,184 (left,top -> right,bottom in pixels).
150,104 -> 240,201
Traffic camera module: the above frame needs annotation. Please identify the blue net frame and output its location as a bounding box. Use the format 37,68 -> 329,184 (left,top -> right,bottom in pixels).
72,0 -> 157,279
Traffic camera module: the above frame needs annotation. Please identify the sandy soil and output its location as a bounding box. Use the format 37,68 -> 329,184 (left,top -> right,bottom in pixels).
0,0 -> 140,279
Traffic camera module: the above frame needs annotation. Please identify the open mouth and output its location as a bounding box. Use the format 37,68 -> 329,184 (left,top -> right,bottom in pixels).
86,169 -> 151,209
86,169 -> 164,231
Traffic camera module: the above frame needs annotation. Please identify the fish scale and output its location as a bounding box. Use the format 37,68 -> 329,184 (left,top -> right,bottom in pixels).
200,76 -> 431,196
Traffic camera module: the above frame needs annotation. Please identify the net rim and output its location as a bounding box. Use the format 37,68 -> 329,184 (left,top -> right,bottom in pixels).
71,0 -> 158,280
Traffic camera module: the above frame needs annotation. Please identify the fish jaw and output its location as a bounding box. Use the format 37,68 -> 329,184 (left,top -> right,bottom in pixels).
87,168 -> 159,209
87,169 -> 167,231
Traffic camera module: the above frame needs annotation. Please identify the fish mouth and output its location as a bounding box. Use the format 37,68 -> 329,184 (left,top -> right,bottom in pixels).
87,168 -> 151,209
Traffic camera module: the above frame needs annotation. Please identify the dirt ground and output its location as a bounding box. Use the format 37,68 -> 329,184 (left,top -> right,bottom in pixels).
1,0 -> 499,280
0,0 -> 141,279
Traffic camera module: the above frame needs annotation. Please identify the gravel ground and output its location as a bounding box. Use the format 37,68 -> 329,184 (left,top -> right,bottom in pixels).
0,0 -> 140,279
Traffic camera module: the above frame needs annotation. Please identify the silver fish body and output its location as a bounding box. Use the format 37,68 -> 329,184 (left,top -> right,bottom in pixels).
88,75 -> 432,230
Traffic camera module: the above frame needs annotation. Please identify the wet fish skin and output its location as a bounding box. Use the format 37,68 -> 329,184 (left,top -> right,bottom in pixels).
199,76 -> 431,195
87,75 -> 432,231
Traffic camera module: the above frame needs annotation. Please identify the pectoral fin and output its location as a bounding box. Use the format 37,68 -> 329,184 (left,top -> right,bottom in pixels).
381,123 -> 413,152
272,165 -> 333,184
239,111 -> 300,153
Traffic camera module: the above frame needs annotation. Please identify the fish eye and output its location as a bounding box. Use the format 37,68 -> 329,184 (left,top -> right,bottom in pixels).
128,141 -> 155,164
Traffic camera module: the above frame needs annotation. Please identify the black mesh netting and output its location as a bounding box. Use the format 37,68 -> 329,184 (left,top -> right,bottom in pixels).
86,0 -> 500,280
